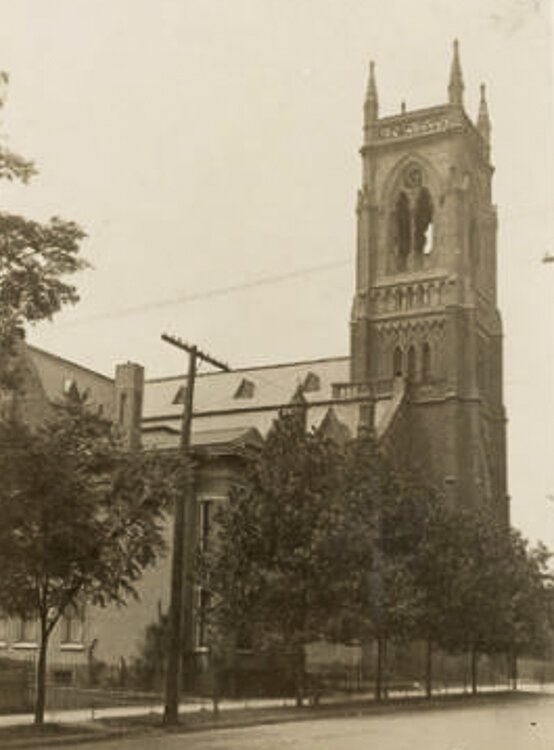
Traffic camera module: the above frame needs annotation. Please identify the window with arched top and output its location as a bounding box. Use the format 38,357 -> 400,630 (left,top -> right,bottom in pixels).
415,187 -> 434,254
393,346 -> 403,377
422,342 -> 431,382
396,192 -> 411,263
469,218 -> 479,275
391,173 -> 436,272
407,345 -> 417,381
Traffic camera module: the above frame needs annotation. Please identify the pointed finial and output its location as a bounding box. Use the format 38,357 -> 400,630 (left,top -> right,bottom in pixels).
476,83 -> 491,156
448,39 -> 464,107
364,60 -> 378,122
477,84 -> 490,129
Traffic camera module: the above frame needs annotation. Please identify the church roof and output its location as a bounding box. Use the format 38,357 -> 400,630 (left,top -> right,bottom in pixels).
28,345 -> 115,418
143,355 -> 350,421
142,355 -> 403,446
25,345 -> 405,450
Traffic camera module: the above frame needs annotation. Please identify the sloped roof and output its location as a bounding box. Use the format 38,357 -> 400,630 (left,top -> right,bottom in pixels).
141,353 -> 405,447
143,356 -> 350,420
142,424 -> 264,452
28,345 -> 115,418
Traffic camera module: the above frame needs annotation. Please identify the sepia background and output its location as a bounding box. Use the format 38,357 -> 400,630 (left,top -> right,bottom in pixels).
0,0 -> 552,549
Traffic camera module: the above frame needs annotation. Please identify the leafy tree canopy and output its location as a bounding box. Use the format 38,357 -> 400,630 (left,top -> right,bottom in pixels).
0,85 -> 86,384
0,394 -> 178,722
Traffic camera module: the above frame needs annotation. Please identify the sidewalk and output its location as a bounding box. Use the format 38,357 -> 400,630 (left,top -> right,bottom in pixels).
0,695 -> 299,728
0,684 -> 552,749
2,681 -> 550,728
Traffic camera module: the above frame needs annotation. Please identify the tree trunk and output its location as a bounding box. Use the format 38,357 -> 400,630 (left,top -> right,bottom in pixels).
294,646 -> 305,707
211,661 -> 220,717
375,637 -> 386,701
510,648 -> 518,691
425,639 -> 433,699
470,646 -> 478,696
34,614 -> 49,725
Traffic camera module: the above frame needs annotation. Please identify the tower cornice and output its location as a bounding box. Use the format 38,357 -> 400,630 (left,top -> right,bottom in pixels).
360,104 -> 491,167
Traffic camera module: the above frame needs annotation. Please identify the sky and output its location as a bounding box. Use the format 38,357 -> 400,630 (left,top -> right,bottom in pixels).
0,0 -> 553,547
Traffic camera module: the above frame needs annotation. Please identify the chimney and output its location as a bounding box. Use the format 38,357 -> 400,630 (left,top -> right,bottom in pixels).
114,362 -> 144,451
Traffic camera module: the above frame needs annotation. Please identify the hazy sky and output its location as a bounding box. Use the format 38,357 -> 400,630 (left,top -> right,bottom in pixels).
0,0 -> 552,547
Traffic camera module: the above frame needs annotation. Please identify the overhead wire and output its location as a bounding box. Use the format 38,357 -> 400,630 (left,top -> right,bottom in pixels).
56,257 -> 353,328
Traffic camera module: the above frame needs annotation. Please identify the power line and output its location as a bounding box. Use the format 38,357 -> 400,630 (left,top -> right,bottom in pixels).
57,257 -> 353,328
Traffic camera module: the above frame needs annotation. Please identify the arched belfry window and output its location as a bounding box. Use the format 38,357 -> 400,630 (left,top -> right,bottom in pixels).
396,192 -> 411,264
415,188 -> 434,254
391,165 -> 435,270
393,346 -> 403,377
407,345 -> 417,381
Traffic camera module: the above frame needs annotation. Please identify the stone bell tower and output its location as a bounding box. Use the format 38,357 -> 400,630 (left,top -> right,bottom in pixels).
350,41 -> 508,520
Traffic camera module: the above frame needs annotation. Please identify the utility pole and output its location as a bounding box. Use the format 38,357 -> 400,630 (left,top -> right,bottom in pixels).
161,333 -> 230,725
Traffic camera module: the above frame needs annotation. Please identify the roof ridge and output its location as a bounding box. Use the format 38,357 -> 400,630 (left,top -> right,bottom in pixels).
145,354 -> 350,384
27,345 -> 114,383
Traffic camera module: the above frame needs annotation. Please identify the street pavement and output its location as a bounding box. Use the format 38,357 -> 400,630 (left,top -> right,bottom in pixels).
52,694 -> 554,750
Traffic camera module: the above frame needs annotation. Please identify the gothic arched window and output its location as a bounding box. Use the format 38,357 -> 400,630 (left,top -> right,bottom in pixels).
396,192 -> 411,265
407,345 -> 417,381
393,346 -> 403,377
415,187 -> 434,254
469,218 -> 479,274
422,342 -> 431,382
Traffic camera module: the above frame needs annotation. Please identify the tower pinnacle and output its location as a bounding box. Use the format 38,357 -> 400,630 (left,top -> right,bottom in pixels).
364,60 -> 378,123
448,39 -> 464,107
476,83 -> 491,155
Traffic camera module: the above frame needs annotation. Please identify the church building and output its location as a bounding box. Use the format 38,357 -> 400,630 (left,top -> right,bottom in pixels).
2,42 -> 508,689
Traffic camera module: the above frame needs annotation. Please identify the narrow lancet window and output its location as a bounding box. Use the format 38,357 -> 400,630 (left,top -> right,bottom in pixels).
415,187 -> 434,254
422,342 -> 431,381
393,346 -> 403,377
396,192 -> 411,264
407,345 -> 417,381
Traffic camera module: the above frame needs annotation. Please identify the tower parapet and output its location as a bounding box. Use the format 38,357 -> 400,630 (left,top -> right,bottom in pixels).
350,42 -> 508,521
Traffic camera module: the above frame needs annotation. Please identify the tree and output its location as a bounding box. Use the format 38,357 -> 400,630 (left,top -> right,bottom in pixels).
333,436 -> 433,700
0,394 -> 177,724
486,532 -> 554,689
133,608 -> 169,691
411,505 -> 553,695
408,497 -> 475,697
0,78 -> 86,387
199,423 -> 434,704
197,406 -> 344,705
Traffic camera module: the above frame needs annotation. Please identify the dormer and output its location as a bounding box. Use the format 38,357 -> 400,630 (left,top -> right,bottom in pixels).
302,371 -> 321,393
234,378 -> 255,399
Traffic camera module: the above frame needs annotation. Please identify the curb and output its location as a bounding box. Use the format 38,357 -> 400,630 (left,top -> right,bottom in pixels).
1,690 -> 548,749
